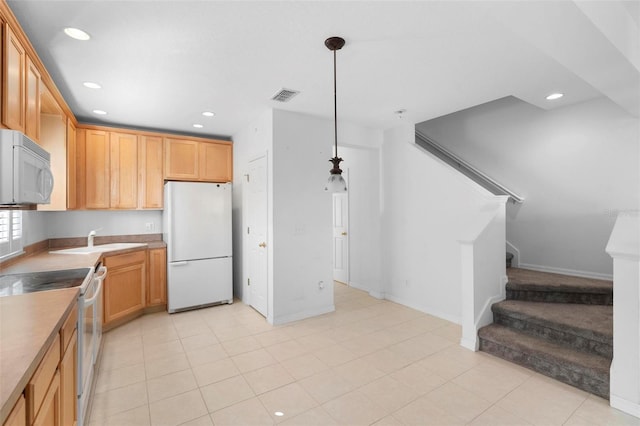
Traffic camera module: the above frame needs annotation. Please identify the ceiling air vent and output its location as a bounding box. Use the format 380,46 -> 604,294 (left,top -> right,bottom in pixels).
271,88 -> 300,102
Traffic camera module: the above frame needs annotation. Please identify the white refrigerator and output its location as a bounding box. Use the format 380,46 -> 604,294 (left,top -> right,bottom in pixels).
163,181 -> 233,313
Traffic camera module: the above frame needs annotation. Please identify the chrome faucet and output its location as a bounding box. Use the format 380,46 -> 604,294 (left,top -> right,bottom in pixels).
88,229 -> 99,248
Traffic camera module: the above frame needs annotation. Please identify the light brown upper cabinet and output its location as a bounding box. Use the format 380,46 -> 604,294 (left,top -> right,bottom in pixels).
139,136 -> 164,209
199,142 -> 233,182
80,129 -> 110,209
164,138 -> 199,180
165,138 -> 232,182
24,55 -> 40,141
110,132 -> 138,209
77,129 -> 139,209
66,120 -> 77,210
2,23 -> 26,133
76,127 -> 166,210
1,22 -> 41,140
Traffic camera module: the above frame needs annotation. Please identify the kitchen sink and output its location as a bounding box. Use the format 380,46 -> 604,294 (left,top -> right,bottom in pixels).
51,242 -> 147,255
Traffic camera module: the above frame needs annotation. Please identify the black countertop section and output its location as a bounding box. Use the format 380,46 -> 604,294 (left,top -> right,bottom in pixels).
0,268 -> 91,297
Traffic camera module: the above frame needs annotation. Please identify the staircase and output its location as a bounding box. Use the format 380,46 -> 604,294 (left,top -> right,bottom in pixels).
478,268 -> 613,399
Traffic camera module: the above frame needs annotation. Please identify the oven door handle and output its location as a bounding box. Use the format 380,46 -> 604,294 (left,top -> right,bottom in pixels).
84,266 -> 107,306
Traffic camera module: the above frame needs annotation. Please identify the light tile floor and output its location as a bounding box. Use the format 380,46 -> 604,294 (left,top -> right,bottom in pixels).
89,283 -> 640,426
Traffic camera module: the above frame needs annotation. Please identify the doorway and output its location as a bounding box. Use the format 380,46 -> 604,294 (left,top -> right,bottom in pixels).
332,187 -> 349,285
246,154 -> 268,317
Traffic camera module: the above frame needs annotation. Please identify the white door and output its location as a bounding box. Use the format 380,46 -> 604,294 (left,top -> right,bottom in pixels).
333,192 -> 349,284
247,155 -> 268,317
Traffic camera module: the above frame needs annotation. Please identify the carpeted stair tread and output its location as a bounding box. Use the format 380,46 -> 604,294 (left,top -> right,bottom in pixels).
478,324 -> 611,398
493,300 -> 612,344
478,324 -> 611,377
507,268 -> 612,294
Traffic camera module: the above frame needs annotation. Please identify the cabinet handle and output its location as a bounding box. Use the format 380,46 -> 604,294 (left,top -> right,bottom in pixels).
258,242 -> 267,248
171,261 -> 188,266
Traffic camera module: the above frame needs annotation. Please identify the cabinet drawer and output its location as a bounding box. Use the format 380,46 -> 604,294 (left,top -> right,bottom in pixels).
104,250 -> 146,268
59,305 -> 77,355
26,334 -> 60,424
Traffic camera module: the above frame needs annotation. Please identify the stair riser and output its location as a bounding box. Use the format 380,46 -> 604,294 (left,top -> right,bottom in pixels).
493,312 -> 613,359
479,338 -> 609,399
506,289 -> 612,305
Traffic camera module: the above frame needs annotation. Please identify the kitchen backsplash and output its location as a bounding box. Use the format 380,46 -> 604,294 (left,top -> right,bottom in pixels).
24,210 -> 162,244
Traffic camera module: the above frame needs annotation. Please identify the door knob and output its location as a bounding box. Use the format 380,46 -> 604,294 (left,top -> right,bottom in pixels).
259,242 -> 267,248
341,232 -> 347,236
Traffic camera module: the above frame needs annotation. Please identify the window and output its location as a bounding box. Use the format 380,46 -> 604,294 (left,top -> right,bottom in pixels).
0,210 -> 23,260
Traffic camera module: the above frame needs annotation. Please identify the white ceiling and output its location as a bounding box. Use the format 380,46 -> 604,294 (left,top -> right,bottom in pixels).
7,1 -> 639,140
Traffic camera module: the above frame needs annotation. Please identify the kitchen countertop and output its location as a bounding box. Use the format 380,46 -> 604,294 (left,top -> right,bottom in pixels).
0,237 -> 167,423
0,288 -> 79,424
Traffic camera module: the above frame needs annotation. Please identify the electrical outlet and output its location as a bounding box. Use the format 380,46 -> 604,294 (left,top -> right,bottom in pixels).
145,223 -> 154,231
318,280 -> 325,290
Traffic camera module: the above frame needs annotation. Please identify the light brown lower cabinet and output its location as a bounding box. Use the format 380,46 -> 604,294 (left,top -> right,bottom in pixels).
147,248 -> 167,307
103,250 -> 146,326
59,331 -> 76,426
32,371 -> 60,426
3,395 -> 26,426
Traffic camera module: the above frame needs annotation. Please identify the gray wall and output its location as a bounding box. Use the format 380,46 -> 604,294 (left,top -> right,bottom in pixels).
417,96 -> 639,278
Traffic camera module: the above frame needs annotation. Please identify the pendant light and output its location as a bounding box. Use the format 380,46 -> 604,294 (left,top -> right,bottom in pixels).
324,36 -> 347,193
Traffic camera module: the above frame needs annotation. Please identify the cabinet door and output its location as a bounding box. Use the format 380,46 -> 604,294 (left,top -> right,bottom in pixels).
24,56 -> 41,142
66,120 -> 77,210
84,130 -> 110,209
199,142 -> 232,182
139,136 -> 163,208
110,132 -> 138,209
164,138 -> 199,180
103,251 -> 146,325
33,371 -> 60,426
3,395 -> 26,426
147,248 -> 167,306
2,23 -> 26,132
59,331 -> 76,426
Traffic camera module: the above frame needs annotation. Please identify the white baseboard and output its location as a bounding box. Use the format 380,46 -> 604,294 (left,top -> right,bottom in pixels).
348,281 -> 369,292
610,395 -> 640,419
384,293 -> 461,324
460,337 -> 478,351
518,263 -> 613,281
272,305 -> 335,325
369,290 -> 385,300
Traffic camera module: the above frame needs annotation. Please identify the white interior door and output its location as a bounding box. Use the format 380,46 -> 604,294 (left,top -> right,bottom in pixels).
247,155 -> 268,317
333,192 -> 349,284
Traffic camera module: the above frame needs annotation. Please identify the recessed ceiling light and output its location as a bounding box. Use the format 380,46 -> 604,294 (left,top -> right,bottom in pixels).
202,111 -> 215,117
92,109 -> 107,115
83,82 -> 101,89
64,27 -> 91,41
274,412 -> 284,417
546,93 -> 564,100
193,124 -> 204,128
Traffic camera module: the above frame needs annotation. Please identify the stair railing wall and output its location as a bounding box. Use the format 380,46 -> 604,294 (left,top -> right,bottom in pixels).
459,196 -> 509,351
415,131 -> 524,204
606,213 -> 640,418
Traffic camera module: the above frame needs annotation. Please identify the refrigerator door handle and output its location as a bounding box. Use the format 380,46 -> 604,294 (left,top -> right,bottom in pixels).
171,261 -> 189,267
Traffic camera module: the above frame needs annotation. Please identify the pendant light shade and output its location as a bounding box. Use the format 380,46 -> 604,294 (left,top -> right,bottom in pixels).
324,36 -> 347,193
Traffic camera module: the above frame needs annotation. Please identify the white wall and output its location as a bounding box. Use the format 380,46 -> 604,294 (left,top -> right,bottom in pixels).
271,109 -> 335,324
381,123 -> 495,323
21,211 -> 48,245
417,96 -> 640,278
232,109 -> 383,324
43,210 -> 162,238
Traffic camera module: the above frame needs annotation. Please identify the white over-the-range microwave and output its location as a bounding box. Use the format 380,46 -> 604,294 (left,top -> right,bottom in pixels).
0,129 -> 53,205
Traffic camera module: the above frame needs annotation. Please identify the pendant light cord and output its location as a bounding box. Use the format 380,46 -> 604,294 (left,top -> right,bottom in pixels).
333,49 -> 338,158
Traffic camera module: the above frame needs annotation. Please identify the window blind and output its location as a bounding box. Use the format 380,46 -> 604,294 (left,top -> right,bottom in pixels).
0,210 -> 24,260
